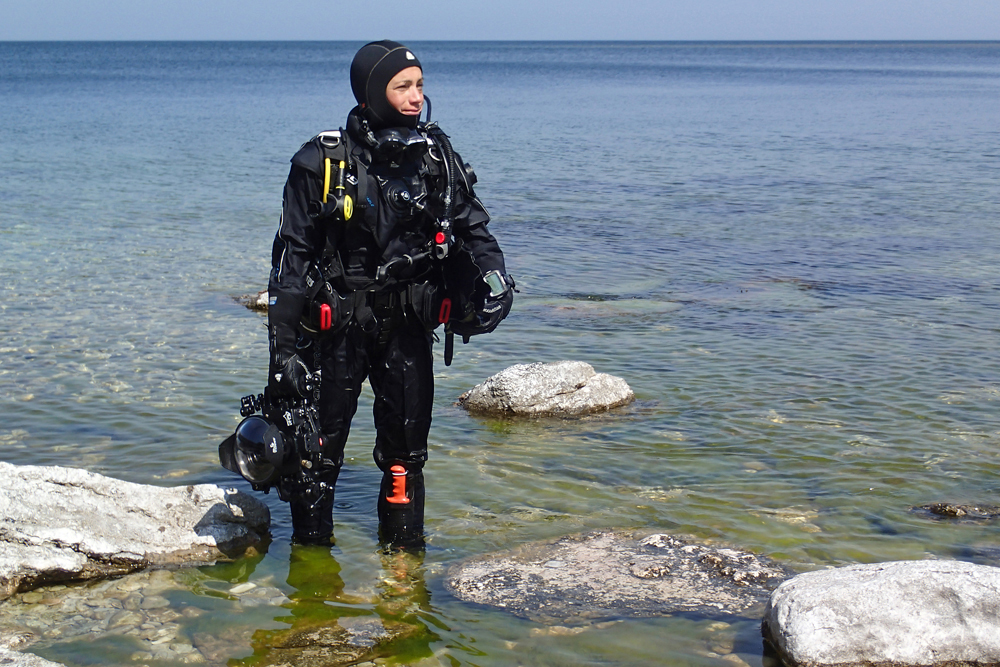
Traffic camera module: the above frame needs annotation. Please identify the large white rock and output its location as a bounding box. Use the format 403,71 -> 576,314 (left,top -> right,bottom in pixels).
762,560 -> 1000,667
458,361 -> 634,416
0,462 -> 269,600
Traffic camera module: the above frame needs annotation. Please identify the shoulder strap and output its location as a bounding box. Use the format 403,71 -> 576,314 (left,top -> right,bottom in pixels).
291,130 -> 350,174
349,143 -> 370,208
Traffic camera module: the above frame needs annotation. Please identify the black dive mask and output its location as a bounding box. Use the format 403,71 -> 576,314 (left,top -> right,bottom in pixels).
372,128 -> 429,164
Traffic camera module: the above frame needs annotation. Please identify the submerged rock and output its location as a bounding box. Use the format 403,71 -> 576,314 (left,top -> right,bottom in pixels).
237,289 -> 269,313
458,361 -> 634,417
0,462 -> 269,599
242,616 -> 420,667
0,648 -> 65,667
762,560 -> 1000,667
912,502 -> 1000,521
446,530 -> 787,624
0,565 -> 288,665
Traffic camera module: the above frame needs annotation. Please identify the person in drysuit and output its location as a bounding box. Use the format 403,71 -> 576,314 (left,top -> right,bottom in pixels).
266,41 -> 513,548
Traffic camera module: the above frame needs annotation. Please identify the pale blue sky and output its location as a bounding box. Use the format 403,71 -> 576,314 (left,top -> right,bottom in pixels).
2,0 -> 999,41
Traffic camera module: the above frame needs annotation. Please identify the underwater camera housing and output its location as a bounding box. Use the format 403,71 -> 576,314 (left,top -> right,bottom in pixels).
219,387 -> 327,495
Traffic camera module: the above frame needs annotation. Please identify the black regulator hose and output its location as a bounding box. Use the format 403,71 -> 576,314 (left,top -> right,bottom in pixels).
422,95 -> 433,124
428,123 -> 458,227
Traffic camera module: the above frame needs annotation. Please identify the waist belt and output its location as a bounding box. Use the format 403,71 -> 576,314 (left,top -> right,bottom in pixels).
351,287 -> 403,336
367,288 -> 400,313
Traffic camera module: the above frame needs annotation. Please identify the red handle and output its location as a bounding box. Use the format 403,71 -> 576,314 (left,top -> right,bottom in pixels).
386,465 -> 410,504
438,297 -> 452,324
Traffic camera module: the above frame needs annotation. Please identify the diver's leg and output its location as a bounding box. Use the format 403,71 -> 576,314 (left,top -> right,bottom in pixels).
286,466 -> 340,546
376,462 -> 425,548
369,320 -> 433,548
287,327 -> 367,545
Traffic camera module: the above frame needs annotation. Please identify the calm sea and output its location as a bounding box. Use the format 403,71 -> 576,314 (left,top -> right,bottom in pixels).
2,41 -> 1000,666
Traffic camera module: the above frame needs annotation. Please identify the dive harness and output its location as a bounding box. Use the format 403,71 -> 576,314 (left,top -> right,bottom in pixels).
300,118 -> 474,365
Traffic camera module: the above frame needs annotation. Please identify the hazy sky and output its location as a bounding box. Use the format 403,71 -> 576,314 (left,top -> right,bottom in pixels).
2,0 -> 999,41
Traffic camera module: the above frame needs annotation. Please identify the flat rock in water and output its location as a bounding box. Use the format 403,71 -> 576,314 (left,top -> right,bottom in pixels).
446,530 -> 788,624
0,462 -> 269,599
762,560 -> 1000,667
458,361 -> 635,416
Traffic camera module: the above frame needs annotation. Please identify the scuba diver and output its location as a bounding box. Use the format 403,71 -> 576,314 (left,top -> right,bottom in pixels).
226,41 -> 513,549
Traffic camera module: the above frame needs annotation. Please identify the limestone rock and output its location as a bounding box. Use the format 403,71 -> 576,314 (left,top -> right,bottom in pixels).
458,361 -> 634,416
0,462 -> 269,599
912,502 -> 1000,521
0,648 -> 65,667
762,560 -> 1000,667
237,289 -> 269,313
446,530 -> 787,624
241,617 -> 417,667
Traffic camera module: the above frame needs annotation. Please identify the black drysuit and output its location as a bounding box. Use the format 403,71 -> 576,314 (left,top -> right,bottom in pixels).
267,110 -> 507,543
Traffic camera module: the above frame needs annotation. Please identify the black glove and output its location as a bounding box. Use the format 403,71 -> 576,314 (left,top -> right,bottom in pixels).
268,288 -> 305,358
450,289 -> 513,341
267,286 -> 312,397
478,290 -> 513,334
269,353 -> 313,398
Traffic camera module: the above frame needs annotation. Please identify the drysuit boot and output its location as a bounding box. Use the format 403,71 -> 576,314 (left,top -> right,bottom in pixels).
377,465 -> 425,549
288,467 -> 340,546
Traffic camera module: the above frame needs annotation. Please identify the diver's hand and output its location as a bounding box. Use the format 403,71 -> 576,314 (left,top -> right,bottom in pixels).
478,289 -> 513,334
450,289 -> 513,341
270,353 -> 314,398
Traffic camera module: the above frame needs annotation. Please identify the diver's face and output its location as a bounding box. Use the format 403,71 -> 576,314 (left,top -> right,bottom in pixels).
386,66 -> 424,118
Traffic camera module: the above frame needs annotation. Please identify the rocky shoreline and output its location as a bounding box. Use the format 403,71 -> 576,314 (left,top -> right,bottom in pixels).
5,351 -> 1000,667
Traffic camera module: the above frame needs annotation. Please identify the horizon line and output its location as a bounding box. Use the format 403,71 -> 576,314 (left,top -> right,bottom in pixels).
2,38 -> 1000,44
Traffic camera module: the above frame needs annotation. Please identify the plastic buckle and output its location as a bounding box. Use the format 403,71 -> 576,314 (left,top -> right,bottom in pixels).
319,303 -> 332,331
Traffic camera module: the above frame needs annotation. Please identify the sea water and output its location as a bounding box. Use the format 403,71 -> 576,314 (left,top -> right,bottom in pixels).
1,41 -> 1000,666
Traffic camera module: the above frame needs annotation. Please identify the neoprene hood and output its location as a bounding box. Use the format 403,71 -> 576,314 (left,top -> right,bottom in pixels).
350,40 -> 423,130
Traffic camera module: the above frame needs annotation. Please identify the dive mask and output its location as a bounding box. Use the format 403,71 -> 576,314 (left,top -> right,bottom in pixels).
372,128 -> 429,164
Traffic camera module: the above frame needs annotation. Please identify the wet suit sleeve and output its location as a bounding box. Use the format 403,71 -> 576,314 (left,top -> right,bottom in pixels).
455,218 -> 506,277
450,176 -> 513,337
450,153 -> 507,277
268,163 -> 326,363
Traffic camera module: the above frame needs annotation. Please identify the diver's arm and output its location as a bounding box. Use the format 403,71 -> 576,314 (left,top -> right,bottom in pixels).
448,151 -> 507,276
450,204 -> 514,338
455,219 -> 507,277
453,194 -> 507,277
268,165 -> 325,367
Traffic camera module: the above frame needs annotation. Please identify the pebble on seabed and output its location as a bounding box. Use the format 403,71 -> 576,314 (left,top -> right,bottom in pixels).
0,568 -> 290,665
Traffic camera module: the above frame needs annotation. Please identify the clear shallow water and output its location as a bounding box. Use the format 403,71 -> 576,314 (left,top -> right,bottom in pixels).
1,41 -> 1000,665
